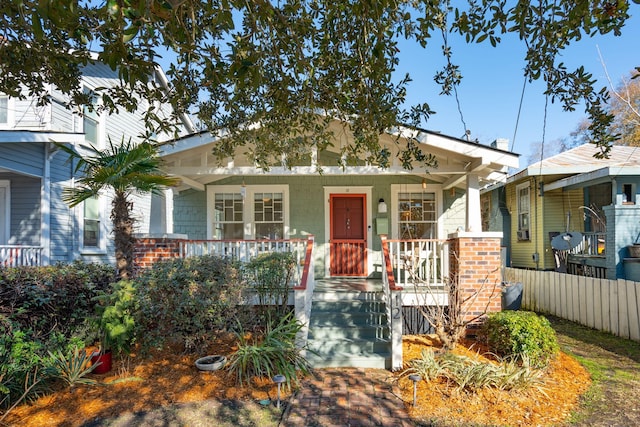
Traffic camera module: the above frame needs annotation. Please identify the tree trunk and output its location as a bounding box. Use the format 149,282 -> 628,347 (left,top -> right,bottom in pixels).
111,192 -> 135,280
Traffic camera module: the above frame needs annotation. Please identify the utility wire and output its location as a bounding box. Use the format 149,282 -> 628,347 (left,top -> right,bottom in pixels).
511,75 -> 528,152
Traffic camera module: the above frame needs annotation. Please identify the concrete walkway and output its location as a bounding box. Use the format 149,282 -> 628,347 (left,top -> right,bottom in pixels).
281,368 -> 414,427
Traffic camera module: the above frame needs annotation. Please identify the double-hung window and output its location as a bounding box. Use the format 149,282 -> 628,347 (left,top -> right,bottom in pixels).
208,185 -> 288,240
82,196 -> 102,250
0,96 -> 8,125
0,95 -> 13,128
391,184 -> 442,239
516,182 -> 530,241
83,89 -> 100,145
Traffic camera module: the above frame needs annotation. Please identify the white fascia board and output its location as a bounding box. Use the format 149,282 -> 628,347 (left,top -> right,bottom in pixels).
544,166 -> 640,192
160,131 -> 223,156
392,126 -> 519,170
0,131 -> 85,144
166,165 -> 428,177
506,165 -> 599,184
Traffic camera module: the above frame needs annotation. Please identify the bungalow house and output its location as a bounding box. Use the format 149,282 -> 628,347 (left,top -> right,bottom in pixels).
0,58 -> 194,267
481,143 -> 640,280
157,125 -> 518,280
135,124 -> 518,369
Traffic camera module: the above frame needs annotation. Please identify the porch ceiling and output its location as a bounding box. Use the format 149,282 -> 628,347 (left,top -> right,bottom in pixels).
160,120 -> 519,192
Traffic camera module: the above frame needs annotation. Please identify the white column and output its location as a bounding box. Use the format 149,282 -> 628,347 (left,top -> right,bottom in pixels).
466,173 -> 481,232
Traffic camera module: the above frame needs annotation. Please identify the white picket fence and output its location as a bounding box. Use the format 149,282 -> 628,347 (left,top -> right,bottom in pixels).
505,267 -> 640,342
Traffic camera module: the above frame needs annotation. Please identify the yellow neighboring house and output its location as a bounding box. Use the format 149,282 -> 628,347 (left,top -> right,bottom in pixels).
482,143 -> 640,280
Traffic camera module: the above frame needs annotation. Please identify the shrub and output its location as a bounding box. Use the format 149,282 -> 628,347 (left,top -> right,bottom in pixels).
0,262 -> 116,409
401,348 -> 545,392
480,311 -> 559,368
0,261 -> 117,340
95,280 -> 136,355
244,252 -> 296,318
226,312 -> 311,389
134,256 -> 246,352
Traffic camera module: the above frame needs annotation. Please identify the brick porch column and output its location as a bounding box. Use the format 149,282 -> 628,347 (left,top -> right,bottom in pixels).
449,232 -> 503,334
133,234 -> 187,275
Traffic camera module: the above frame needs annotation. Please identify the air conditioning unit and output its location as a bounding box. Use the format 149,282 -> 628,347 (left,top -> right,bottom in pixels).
517,230 -> 530,241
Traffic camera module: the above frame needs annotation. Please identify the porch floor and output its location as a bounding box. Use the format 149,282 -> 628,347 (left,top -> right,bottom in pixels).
314,278 -> 383,293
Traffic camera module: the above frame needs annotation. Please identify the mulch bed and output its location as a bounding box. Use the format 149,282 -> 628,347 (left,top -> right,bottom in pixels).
6,333 -> 590,426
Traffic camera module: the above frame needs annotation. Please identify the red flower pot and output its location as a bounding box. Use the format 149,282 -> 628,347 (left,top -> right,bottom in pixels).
91,350 -> 112,374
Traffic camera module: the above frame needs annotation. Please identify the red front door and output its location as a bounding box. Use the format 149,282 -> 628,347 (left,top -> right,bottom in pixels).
330,194 -> 367,276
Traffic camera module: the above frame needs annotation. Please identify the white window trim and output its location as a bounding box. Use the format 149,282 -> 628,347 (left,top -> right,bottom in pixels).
0,95 -> 15,129
515,181 -> 531,241
206,184 -> 290,239
80,196 -> 108,254
0,180 -> 10,244
516,182 -> 530,231
390,184 -> 443,239
78,87 -> 105,148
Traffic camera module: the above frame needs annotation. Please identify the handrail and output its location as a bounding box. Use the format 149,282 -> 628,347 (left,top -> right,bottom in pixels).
293,235 -> 314,291
380,236 -> 402,291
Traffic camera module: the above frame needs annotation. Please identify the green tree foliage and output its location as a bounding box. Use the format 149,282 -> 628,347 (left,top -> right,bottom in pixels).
1,1 -> 637,163
56,139 -> 179,279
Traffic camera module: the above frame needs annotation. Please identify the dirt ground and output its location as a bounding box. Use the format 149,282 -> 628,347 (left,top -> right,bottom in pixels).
5,329 -> 596,427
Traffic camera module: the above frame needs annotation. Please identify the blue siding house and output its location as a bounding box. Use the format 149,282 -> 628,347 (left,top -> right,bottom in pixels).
0,58 -> 194,267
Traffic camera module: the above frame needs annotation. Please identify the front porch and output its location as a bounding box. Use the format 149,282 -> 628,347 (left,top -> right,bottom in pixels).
135,232 -> 502,370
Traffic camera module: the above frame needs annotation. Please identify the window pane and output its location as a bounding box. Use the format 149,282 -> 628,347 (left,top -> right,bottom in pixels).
0,97 -> 7,123
214,223 -> 244,240
213,192 -> 243,239
84,219 -> 99,247
254,192 -> 284,239
398,192 -> 437,239
256,223 -> 283,240
84,117 -> 98,144
84,197 -> 99,220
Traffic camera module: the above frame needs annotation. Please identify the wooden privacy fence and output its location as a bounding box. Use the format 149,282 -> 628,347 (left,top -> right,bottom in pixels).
504,267 -> 640,342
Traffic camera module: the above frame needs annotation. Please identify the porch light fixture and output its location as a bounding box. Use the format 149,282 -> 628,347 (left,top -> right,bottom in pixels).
422,178 -> 427,189
240,180 -> 246,199
378,198 -> 387,214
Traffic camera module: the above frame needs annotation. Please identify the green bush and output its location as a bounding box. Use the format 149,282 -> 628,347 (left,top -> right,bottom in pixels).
134,255 -> 246,352
95,280 -> 137,355
244,252 -> 296,318
480,311 -> 559,368
0,261 -> 117,340
0,261 -> 116,409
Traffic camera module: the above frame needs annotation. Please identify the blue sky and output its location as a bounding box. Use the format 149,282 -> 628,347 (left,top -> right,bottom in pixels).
395,9 -> 640,166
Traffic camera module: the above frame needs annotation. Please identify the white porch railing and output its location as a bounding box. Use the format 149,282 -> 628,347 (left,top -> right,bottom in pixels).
569,232 -> 606,256
0,246 -> 43,267
384,239 -> 450,287
179,238 -> 309,284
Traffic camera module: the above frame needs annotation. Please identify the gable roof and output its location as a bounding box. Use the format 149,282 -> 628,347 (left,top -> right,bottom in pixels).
159,120 -> 520,192
507,143 -> 640,181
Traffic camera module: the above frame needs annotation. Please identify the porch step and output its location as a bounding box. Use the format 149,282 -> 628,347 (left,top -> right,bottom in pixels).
306,290 -> 391,369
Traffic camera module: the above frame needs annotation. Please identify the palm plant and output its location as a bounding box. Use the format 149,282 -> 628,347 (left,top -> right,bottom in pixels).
57,138 -> 179,279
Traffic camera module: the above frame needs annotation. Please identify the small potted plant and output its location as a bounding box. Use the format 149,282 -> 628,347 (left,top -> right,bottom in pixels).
91,280 -> 136,374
